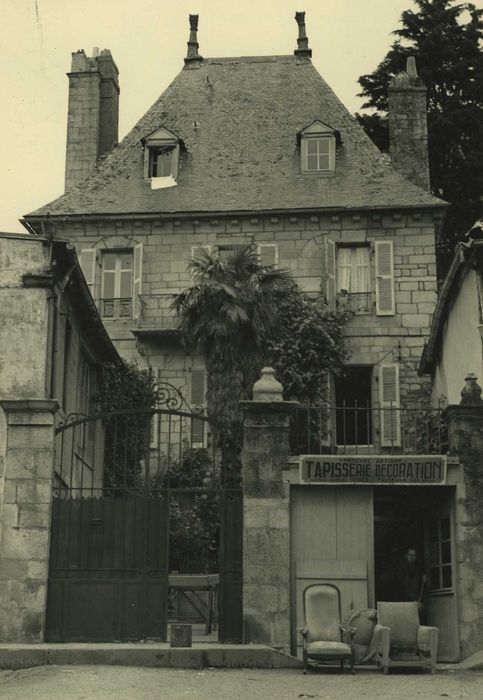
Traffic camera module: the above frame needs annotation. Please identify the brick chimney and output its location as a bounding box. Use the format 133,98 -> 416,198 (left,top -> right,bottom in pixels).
65,48 -> 119,191
388,56 -> 430,191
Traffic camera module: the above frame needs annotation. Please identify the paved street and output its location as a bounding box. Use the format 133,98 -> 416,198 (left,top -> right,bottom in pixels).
1,666 -> 483,700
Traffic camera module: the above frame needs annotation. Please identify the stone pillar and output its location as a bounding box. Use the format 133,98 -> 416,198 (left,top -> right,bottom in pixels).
0,399 -> 58,642
240,368 -> 297,651
444,375 -> 483,657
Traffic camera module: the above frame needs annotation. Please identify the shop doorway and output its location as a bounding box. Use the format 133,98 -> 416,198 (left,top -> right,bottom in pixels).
373,486 -> 459,661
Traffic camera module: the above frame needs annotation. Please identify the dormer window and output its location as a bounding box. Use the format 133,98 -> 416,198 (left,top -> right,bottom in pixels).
142,126 -> 180,189
299,120 -> 339,175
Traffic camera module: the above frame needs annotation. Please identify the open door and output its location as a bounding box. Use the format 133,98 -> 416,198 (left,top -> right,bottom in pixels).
424,489 -> 460,662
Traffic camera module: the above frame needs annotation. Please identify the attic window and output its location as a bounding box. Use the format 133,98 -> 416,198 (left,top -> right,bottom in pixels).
299,120 -> 338,175
142,126 -> 180,189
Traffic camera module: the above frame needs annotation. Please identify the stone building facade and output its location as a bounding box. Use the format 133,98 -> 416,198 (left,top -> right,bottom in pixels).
23,13 -> 483,660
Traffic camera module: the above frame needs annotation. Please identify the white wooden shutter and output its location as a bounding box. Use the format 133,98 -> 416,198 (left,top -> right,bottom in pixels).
190,368 -> 206,445
258,244 -> 278,267
379,363 -> 401,447
80,249 -> 97,298
375,241 -> 395,315
325,238 -> 336,308
132,243 -> 143,320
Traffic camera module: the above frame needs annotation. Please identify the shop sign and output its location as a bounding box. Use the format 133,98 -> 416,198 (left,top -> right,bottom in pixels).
300,455 -> 447,485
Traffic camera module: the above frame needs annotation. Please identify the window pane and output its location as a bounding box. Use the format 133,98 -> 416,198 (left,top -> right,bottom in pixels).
120,253 -> 132,270
318,138 -> 330,155
103,271 -> 115,298
441,540 -> 451,565
441,517 -> 450,540
306,139 -> 318,155
307,154 -> 318,171
120,270 -> 132,298
103,253 -> 116,271
442,565 -> 452,588
429,542 -> 439,567
154,149 -> 173,177
318,154 -> 330,171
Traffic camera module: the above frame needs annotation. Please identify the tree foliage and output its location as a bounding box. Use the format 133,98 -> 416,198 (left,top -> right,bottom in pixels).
357,0 -> 483,270
95,359 -> 156,489
174,246 -> 350,458
174,246 -> 293,455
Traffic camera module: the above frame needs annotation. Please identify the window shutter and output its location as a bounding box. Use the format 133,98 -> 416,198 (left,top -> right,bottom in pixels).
190,368 -> 206,445
379,363 -> 401,447
80,249 -> 97,298
258,244 -> 278,267
375,241 -> 395,315
132,243 -> 143,320
325,238 -> 336,308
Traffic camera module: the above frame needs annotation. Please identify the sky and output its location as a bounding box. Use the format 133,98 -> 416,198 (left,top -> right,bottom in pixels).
0,0 -> 478,233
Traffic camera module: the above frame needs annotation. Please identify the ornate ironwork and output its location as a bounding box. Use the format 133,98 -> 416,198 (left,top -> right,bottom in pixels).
152,380 -> 206,416
56,412 -> 89,431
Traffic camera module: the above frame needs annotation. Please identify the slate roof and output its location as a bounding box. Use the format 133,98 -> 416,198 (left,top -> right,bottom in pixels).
27,55 -> 445,219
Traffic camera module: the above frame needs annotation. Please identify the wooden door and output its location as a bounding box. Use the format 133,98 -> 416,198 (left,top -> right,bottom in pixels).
290,486 -> 374,654
424,489 -> 460,661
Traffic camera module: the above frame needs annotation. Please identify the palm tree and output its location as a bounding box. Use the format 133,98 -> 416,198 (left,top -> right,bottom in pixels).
173,245 -> 292,465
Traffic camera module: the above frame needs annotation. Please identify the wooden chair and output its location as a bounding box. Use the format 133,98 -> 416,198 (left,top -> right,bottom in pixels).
299,583 -> 355,673
374,601 -> 439,674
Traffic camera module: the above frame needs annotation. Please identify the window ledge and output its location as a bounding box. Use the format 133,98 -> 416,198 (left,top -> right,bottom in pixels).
151,175 -> 177,190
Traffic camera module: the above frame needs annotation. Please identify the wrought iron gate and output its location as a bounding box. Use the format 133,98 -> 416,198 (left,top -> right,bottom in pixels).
46,387 -> 242,643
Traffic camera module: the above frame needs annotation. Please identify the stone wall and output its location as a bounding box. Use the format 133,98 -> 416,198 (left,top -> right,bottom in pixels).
0,400 -> 57,641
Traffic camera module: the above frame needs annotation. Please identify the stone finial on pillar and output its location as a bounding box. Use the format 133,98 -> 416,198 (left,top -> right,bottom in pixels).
294,11 -> 312,58
184,14 -> 203,66
460,374 -> 483,406
253,367 -> 283,402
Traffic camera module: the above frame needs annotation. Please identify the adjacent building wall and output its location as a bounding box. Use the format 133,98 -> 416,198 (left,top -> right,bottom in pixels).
431,270 -> 483,405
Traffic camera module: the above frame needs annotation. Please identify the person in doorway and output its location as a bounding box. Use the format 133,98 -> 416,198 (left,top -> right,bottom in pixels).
393,546 -> 428,620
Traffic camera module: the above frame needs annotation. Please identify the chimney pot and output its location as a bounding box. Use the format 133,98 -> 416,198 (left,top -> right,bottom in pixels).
294,11 -> 312,58
92,46 -> 100,58
185,14 -> 203,66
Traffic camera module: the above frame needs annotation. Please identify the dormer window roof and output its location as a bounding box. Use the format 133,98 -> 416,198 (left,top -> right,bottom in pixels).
141,126 -> 180,189
298,120 -> 340,176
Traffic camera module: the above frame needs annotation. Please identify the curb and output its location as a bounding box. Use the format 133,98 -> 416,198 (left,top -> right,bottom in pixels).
0,644 -> 303,671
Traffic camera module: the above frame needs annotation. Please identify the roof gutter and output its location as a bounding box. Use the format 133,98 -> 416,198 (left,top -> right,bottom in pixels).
21,201 -> 448,229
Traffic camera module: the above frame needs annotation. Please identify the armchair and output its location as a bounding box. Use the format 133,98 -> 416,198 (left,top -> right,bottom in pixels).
299,583 -> 355,673
374,601 -> 439,674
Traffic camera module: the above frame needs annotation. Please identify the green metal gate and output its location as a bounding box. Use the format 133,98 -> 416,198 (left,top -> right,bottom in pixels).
46,386 -> 242,643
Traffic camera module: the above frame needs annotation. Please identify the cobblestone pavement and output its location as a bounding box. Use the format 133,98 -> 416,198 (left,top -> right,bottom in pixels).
1,666 -> 483,700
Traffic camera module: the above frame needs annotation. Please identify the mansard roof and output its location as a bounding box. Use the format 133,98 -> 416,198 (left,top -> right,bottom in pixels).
26,54 -> 445,219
